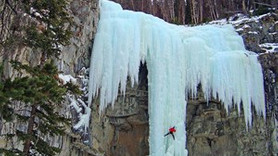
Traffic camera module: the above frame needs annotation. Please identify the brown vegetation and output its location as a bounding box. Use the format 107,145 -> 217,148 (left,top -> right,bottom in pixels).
112,0 -> 277,24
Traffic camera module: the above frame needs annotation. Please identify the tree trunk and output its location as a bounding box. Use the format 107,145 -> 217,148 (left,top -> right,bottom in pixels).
242,0 -> 247,14
199,0 -> 203,22
23,105 -> 36,155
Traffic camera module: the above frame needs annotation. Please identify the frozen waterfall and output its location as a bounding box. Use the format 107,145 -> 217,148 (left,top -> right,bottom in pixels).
88,0 -> 265,155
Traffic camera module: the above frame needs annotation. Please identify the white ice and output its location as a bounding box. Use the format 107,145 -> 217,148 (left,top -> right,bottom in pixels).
88,0 -> 266,155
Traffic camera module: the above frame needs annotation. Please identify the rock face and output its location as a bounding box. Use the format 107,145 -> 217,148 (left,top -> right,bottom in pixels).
0,0 -> 99,155
88,9 -> 278,156
91,64 -> 149,156
186,95 -> 272,156
0,0 -> 277,156
47,0 -> 100,155
58,0 -> 99,76
184,12 -> 278,156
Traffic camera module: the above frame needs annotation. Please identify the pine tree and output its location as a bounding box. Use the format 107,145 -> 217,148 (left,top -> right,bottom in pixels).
0,0 -> 77,155
22,0 -> 72,58
0,61 -> 80,155
1,0 -> 72,57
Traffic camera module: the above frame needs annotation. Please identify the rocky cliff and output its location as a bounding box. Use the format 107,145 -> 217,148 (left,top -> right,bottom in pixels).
89,6 -> 278,156
0,0 -> 99,155
0,0 -> 277,156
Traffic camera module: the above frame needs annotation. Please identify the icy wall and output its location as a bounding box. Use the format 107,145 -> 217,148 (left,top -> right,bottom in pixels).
88,0 -> 266,155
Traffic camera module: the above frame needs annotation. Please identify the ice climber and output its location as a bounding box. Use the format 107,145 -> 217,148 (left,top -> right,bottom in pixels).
164,126 -> 176,140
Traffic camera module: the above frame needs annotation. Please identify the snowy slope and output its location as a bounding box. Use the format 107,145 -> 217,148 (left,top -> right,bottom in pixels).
88,0 -> 265,155
211,13 -> 278,54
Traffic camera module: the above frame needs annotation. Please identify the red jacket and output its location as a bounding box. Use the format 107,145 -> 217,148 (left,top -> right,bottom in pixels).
169,127 -> 176,133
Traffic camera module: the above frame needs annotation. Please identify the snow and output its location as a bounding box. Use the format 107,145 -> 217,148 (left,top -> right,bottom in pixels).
270,32 -> 277,35
88,0 -> 266,155
58,69 -> 91,140
236,27 -> 244,32
30,7 -> 43,18
210,13 -> 272,26
67,67 -> 91,139
70,96 -> 91,131
210,13 -> 252,26
58,74 -> 77,85
247,31 -> 259,34
242,24 -> 251,29
259,43 -> 278,53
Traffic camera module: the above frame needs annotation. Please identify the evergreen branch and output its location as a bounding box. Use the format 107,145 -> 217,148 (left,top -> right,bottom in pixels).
15,113 -> 30,122
0,148 -> 23,156
33,136 -> 61,155
0,0 -> 74,154
37,121 -> 66,136
16,130 -> 33,141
